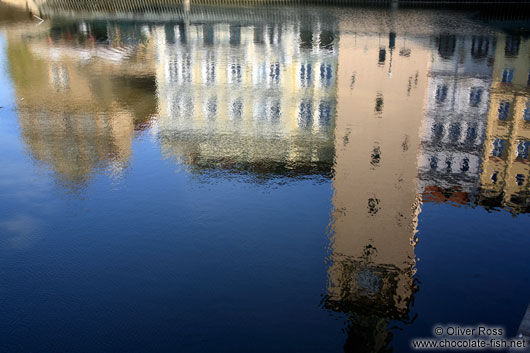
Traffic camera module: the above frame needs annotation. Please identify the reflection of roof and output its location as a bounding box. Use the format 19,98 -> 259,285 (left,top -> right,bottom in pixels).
422,185 -> 471,205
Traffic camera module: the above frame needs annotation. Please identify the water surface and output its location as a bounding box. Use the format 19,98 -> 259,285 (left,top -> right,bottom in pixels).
0,3 -> 529,352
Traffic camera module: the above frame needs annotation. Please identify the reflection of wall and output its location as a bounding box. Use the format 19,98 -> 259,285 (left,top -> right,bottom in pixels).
154,19 -> 337,177
6,22 -> 157,186
479,34 -> 530,214
328,29 -> 430,351
419,35 -> 495,203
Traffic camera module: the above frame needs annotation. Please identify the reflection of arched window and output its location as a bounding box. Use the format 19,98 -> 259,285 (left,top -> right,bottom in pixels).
438,35 -> 456,59
523,102 -> 530,121
517,140 -> 530,159
505,35 -> 520,57
516,174 -> 525,186
471,36 -> 489,59
320,30 -> 334,50
300,30 -> 313,50
492,139 -> 505,157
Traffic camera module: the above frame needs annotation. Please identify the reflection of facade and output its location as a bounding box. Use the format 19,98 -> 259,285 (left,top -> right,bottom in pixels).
478,34 -> 530,214
6,22 -> 157,187
328,29 -> 430,352
154,18 -> 337,177
419,35 -> 494,205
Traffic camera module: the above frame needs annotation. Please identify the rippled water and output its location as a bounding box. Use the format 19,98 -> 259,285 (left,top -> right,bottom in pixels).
0,2 -> 529,352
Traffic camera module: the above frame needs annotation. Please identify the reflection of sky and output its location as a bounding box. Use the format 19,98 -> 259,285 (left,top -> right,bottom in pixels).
0,33 -> 14,108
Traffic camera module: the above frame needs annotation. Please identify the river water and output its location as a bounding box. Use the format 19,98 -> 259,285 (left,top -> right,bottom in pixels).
0,2 -> 529,352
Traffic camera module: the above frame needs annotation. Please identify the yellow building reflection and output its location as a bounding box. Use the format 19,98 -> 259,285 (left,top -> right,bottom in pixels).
5,20 -> 157,187
327,28 -> 431,351
478,34 -> 530,214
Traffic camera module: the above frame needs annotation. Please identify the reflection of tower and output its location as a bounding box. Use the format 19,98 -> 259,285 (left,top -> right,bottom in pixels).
418,35 -> 495,205
478,34 -> 530,214
328,29 -> 431,352
154,14 -> 338,177
6,21 -> 157,187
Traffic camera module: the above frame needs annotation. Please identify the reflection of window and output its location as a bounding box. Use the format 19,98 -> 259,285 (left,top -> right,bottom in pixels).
253,26 -> 264,45
435,85 -> 448,104
300,30 -> 313,50
491,171 -> 498,184
205,96 -> 217,119
523,102 -> 530,121
298,100 -> 313,128
469,87 -> 483,106
438,35 -> 456,59
498,101 -> 511,120
461,158 -> 469,173
505,35 -> 520,57
430,156 -> 438,170
230,98 -> 243,120
50,64 -> 69,91
516,140 -> 530,159
449,123 -> 461,142
465,125 -> 478,144
269,101 -> 281,121
492,139 -> 505,157
318,101 -> 332,126
432,123 -> 444,140
516,174 -> 525,186
501,69 -> 514,83
320,64 -> 333,87
203,24 -> 214,46
229,63 -> 242,85
374,95 -> 383,113
471,36 -> 489,59
204,52 -> 216,85
300,63 -> 312,87
229,25 -> 241,46
269,63 -> 280,84
378,48 -> 386,65
320,30 -> 334,50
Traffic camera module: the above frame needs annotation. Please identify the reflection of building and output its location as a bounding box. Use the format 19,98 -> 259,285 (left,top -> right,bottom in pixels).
6,21 -> 157,187
154,17 -> 337,177
328,29 -> 431,352
478,34 -> 530,214
419,35 -> 495,205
